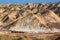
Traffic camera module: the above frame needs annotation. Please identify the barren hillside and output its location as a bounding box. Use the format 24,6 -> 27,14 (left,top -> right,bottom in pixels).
0,2 -> 60,40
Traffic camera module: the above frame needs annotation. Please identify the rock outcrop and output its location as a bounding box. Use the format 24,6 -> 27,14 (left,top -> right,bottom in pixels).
0,2 -> 60,33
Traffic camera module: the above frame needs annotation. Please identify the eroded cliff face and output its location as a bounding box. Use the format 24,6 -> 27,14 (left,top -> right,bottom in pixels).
0,2 -> 60,33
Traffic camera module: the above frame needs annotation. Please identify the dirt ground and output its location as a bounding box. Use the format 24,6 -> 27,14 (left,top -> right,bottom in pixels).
0,31 -> 60,40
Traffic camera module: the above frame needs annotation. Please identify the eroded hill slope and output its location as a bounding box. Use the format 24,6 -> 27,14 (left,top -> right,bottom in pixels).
0,2 -> 60,33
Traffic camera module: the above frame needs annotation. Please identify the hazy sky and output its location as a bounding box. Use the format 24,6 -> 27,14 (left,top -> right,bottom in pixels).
0,0 -> 60,4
